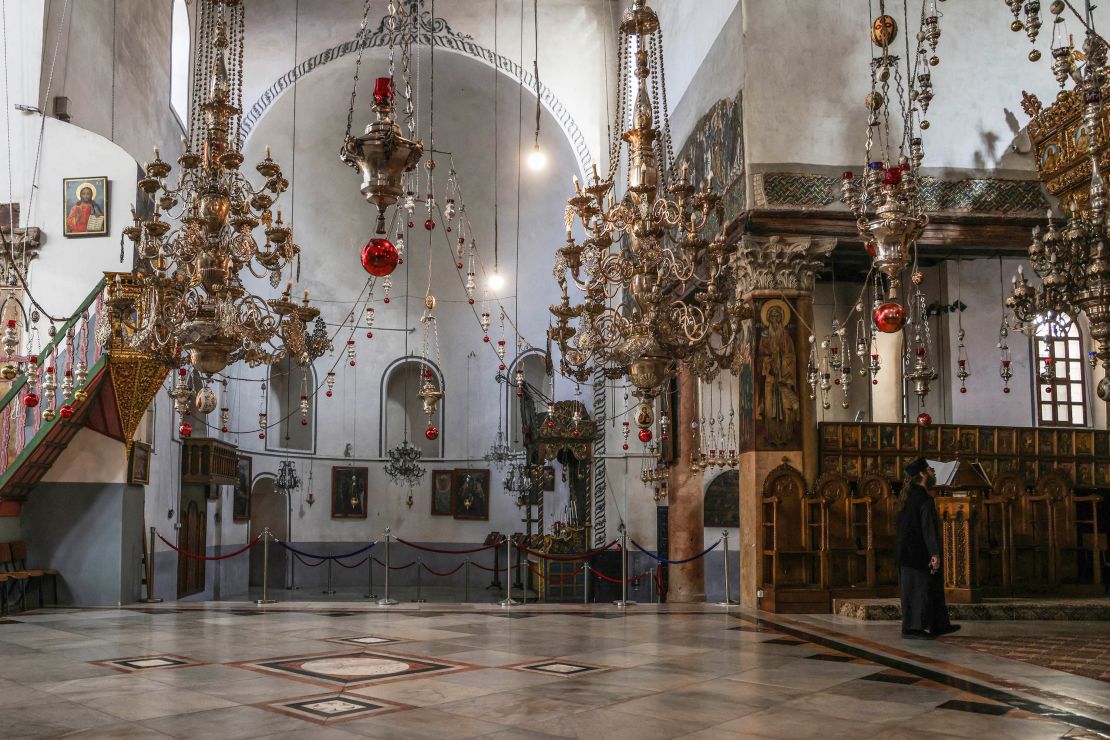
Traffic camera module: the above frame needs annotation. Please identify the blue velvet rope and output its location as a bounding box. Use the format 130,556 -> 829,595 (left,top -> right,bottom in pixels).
630,538 -> 720,564
275,540 -> 376,560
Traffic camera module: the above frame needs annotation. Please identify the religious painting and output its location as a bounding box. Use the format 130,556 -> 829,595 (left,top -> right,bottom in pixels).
862,425 -> 879,450
332,466 -> 368,519
959,429 -> 977,454
673,88 -> 744,228
1037,429 -> 1055,456
1075,431 -> 1094,456
1095,431 -> 1110,457
431,469 -> 454,516
921,426 -> 939,452
128,442 -> 151,485
821,424 -> 840,450
735,318 -> 755,452
542,465 -> 556,492
753,300 -> 799,450
703,469 -> 739,528
898,425 -> 917,451
998,428 -> 1017,455
842,424 -> 860,450
1058,431 -> 1074,456
233,455 -> 251,522
880,425 -> 898,450
452,468 -> 489,521
63,176 -> 108,237
978,428 -> 996,455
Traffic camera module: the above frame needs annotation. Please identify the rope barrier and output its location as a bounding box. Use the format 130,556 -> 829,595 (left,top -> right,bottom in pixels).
513,539 -> 619,562
333,555 -> 370,569
630,538 -> 721,565
276,540 -> 377,560
373,557 -> 418,571
396,537 -> 504,555
586,565 -> 654,585
157,532 -> 262,561
469,561 -> 511,573
420,561 -> 466,577
526,564 -> 581,585
293,552 -> 326,568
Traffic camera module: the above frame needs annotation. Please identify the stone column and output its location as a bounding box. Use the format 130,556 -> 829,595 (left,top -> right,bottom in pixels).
732,235 -> 835,609
871,329 -> 904,423
666,364 -> 704,602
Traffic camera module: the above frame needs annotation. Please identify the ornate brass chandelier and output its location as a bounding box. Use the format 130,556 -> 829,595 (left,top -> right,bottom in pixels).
840,2 -> 945,333
549,0 -> 738,440
105,0 -> 327,421
1006,3 -> 1110,400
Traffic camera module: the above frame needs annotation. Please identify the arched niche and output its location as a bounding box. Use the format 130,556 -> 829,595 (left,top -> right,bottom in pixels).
267,355 -> 315,453
507,350 -> 551,452
379,356 -> 444,459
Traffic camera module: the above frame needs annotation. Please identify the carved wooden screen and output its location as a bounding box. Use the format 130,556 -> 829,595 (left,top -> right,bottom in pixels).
760,462 -> 814,588
860,473 -> 895,587
814,472 -> 853,588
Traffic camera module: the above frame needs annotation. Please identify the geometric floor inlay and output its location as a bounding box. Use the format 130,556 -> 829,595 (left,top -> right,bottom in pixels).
259,692 -> 409,724
511,660 -> 609,677
234,649 -> 472,688
323,635 -> 402,647
91,654 -> 202,673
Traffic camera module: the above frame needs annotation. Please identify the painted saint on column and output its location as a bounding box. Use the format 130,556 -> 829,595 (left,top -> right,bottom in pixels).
755,299 -> 799,448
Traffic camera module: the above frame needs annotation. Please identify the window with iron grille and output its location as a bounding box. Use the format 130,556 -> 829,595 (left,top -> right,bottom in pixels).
1034,321 -> 1088,427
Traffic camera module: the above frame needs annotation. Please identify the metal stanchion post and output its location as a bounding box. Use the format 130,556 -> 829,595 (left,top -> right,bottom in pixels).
614,527 -> 636,608
499,537 -> 519,607
256,528 -> 276,605
143,527 -> 163,603
413,558 -> 426,603
716,530 -> 738,607
364,542 -> 377,599
322,557 -> 336,595
582,562 -> 589,605
464,558 -> 471,603
377,528 -> 398,606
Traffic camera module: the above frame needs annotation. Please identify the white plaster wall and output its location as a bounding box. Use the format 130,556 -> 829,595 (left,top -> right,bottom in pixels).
42,428 -> 129,484
741,0 -> 1057,171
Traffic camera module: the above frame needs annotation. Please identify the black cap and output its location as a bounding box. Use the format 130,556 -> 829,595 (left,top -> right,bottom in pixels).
904,457 -> 929,479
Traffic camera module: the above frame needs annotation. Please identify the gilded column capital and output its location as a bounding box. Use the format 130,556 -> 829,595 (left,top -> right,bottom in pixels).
733,235 -> 835,299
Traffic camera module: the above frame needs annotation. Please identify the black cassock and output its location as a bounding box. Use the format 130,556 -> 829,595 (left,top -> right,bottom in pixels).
895,483 -> 952,633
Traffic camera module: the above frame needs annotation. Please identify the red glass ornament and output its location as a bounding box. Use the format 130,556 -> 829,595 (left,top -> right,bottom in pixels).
483,336 -> 490,343
872,379 -> 878,385
423,369 -> 433,379
361,238 -> 399,277
59,405 -> 74,420
259,432 -> 266,439
638,428 -> 653,443
622,443 -> 629,451
349,360 -> 357,367
301,419 -> 308,426
179,421 -> 192,438
546,420 -> 555,429
221,426 -> 229,433
841,170 -> 854,180
468,298 -> 475,305
23,393 -> 38,408
398,258 -> 404,265
178,367 -> 186,377
456,262 -> 464,269
366,331 -> 373,339
383,297 -> 391,304
499,363 -> 506,371
959,386 -> 967,394
325,390 -> 333,398
424,219 -> 435,231
425,425 -> 439,440
446,226 -> 453,233
882,167 -> 903,187
917,412 -> 932,426
873,302 -> 907,333
372,77 -> 395,106
1003,387 -> 1011,394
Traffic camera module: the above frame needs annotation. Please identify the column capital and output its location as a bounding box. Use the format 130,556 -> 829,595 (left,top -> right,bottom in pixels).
734,235 -> 835,299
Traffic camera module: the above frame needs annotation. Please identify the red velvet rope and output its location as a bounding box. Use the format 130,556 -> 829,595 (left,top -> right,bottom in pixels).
334,556 -> 370,569
513,540 -> 619,562
157,532 -> 261,561
420,561 -> 466,577
396,537 -> 504,555
586,565 -> 653,584
372,557 -> 417,570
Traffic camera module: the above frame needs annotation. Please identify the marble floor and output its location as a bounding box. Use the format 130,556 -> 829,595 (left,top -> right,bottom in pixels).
0,603 -> 1107,739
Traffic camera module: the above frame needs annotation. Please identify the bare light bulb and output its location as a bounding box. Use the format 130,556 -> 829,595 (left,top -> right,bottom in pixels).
488,272 -> 506,292
527,143 -> 547,171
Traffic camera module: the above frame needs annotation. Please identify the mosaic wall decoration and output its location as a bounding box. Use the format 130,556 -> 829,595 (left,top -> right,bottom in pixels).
754,173 -> 1049,216
674,88 -> 745,230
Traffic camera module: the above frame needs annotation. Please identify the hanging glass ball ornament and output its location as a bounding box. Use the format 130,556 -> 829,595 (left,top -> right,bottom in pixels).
638,428 -> 653,443
179,421 -> 192,438
425,424 -> 439,440
873,302 -> 907,333
23,392 -> 38,408
59,405 -> 74,419
917,412 -> 932,426
360,237 -> 399,277
195,386 -> 218,415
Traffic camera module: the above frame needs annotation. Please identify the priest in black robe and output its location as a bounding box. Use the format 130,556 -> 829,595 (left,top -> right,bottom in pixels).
896,457 -> 960,639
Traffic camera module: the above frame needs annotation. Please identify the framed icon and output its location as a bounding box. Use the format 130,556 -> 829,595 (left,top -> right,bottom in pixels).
233,455 -> 252,522
431,469 -> 454,516
452,468 -> 490,521
63,176 -> 109,237
332,466 -> 368,519
128,442 -> 151,485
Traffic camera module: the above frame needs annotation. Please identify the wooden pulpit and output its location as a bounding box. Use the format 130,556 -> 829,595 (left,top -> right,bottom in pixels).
936,494 -> 980,604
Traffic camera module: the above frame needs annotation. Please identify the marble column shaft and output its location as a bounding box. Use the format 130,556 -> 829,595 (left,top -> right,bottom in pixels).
666,363 -> 706,603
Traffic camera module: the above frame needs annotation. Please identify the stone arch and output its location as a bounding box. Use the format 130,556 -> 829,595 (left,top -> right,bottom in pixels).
379,355 -> 445,458
240,1 -> 593,174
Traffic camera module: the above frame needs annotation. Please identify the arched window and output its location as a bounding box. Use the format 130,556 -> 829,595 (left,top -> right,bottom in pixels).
170,0 -> 191,127
268,356 -> 314,451
1035,320 -> 1088,427
508,352 -> 551,451
381,358 -> 444,458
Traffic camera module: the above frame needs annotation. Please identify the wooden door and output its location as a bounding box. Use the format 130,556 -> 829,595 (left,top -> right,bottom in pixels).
177,499 -> 206,598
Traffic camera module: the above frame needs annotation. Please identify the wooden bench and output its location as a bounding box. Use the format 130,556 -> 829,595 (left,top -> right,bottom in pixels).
0,543 -> 33,610
11,541 -> 58,606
